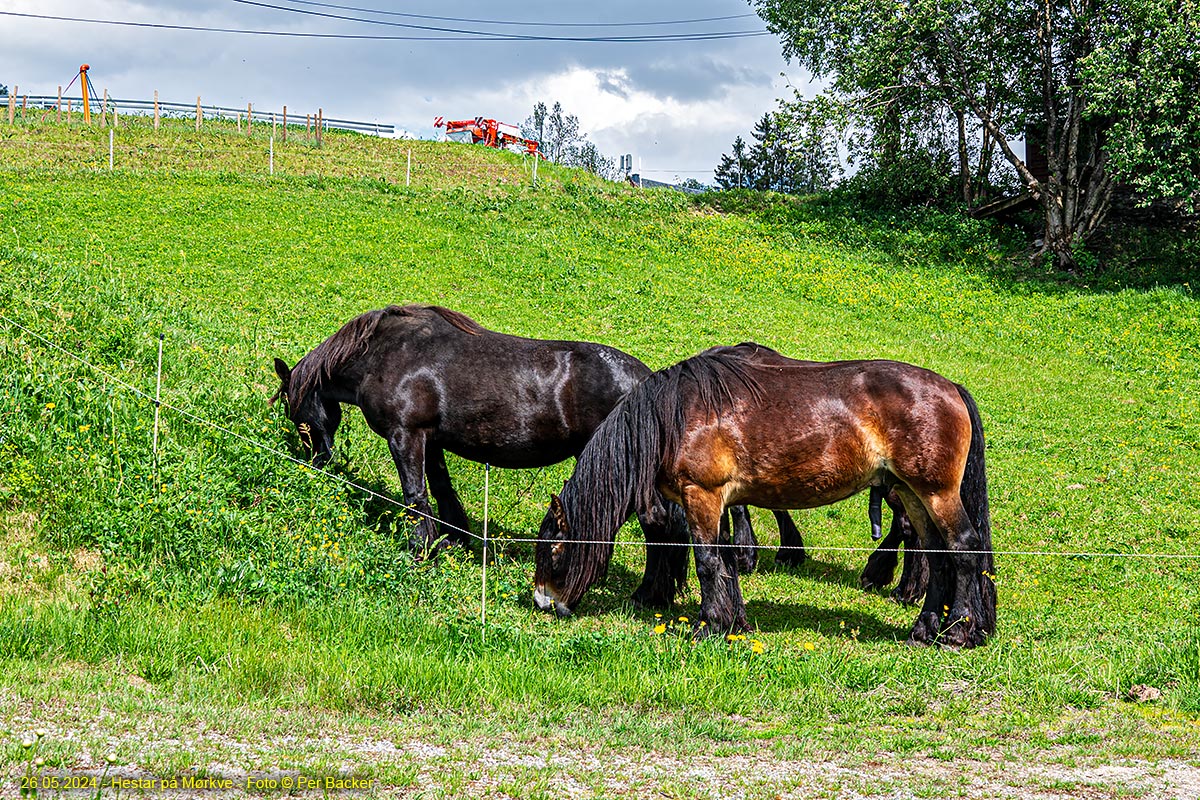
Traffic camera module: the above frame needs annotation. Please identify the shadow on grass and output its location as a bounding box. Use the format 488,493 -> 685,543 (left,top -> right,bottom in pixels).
744,599 -> 910,642
758,552 -> 870,590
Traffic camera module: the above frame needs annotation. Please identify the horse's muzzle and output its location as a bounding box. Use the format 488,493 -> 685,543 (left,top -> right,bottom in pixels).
533,584 -> 573,618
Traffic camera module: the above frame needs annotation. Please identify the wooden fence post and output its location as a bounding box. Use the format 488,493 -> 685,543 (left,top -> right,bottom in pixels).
282,105 -> 287,142
316,108 -> 323,147
6,92 -> 12,125
247,102 -> 253,135
306,114 -> 311,141
196,96 -> 202,132
154,90 -> 160,130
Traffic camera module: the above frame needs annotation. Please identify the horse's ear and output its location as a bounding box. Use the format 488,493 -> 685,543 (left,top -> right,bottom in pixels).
270,358 -> 292,406
550,493 -> 570,534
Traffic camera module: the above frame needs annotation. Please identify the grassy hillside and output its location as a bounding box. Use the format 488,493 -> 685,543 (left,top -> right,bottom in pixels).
2,118 -> 1199,797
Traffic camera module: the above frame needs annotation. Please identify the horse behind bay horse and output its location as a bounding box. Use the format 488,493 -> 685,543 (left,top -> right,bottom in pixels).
270,304 -> 798,606
535,342 -> 995,648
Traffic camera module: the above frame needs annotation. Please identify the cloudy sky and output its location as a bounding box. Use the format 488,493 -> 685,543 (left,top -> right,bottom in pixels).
1,0 -> 812,182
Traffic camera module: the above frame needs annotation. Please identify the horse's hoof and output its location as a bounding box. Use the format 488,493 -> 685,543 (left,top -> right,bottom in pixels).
774,549 -> 806,568
909,611 -> 940,645
630,589 -> 671,611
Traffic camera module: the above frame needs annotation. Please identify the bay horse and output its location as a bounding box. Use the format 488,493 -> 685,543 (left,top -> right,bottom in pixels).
269,304 -> 795,606
534,342 -> 995,648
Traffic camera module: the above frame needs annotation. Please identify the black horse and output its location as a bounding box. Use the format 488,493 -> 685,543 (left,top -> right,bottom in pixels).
271,304 -> 800,605
859,486 -> 928,604
535,343 -> 995,648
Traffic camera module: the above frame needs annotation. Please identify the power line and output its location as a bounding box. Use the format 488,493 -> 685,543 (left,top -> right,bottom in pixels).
267,0 -> 760,28
228,0 -> 768,40
1,10 -> 771,43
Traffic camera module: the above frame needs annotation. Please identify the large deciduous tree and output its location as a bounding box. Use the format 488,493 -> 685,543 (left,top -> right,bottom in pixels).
753,0 -> 1200,271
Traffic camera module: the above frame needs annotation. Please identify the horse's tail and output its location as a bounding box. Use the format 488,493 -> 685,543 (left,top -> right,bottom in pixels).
956,383 -> 996,637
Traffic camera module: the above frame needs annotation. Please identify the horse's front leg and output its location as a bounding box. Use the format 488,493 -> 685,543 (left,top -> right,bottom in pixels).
772,509 -> 806,567
632,496 -> 689,609
386,428 -> 440,554
424,445 -> 472,547
685,489 -> 749,636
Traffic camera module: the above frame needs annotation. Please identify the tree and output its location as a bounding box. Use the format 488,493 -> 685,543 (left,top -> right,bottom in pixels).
521,100 -> 619,178
714,136 -> 757,189
753,0 -> 1200,271
775,96 -> 844,193
748,113 -> 793,192
1082,0 -> 1200,204
714,108 -> 842,195
521,102 -> 548,146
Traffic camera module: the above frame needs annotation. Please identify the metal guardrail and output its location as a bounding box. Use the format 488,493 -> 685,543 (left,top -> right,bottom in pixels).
1,93 -> 394,136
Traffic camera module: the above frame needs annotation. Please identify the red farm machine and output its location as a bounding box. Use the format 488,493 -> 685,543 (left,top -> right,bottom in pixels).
434,116 -> 541,157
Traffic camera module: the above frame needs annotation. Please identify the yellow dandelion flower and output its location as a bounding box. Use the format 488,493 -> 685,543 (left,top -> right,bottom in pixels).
803,642 -> 815,651
653,624 -> 667,635
751,640 -> 766,654
678,616 -> 689,623
44,402 -> 55,410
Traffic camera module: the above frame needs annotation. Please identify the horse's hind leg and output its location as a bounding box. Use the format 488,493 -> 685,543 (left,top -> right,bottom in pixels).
892,507 -> 928,605
726,505 -> 758,575
904,491 -> 986,648
772,510 -> 806,567
930,494 -> 990,648
860,521 -> 901,591
425,446 -> 472,547
860,489 -> 905,592
633,496 -> 688,609
894,491 -> 949,645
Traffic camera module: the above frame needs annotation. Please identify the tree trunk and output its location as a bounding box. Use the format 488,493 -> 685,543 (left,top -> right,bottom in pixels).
956,108 -> 971,204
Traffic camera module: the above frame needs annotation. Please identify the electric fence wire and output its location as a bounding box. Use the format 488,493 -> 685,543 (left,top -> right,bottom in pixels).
3,311 -> 1199,561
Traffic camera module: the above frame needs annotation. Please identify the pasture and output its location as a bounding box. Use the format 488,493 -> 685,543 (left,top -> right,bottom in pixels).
2,119 -> 1199,798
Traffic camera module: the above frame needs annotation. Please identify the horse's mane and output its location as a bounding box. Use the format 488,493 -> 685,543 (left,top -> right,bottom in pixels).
554,342 -> 772,603
288,304 -> 485,405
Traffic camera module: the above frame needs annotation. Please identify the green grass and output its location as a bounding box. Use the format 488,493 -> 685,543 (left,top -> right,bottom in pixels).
1,117 -> 1199,797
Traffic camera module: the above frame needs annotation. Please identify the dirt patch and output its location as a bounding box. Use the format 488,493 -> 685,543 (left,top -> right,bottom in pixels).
0,511 -> 103,600
3,686 -> 1199,799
